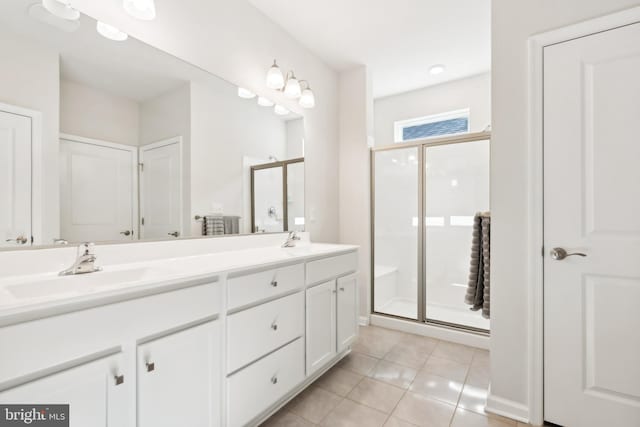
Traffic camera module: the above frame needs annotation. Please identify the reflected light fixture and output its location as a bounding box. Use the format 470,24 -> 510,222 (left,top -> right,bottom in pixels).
299,82 -> 315,109
283,72 -> 301,99
42,0 -> 80,21
429,64 -> 446,75
257,97 -> 274,107
97,21 -> 128,41
274,105 -> 289,116
266,60 -> 285,90
123,0 -> 156,20
237,87 -> 256,99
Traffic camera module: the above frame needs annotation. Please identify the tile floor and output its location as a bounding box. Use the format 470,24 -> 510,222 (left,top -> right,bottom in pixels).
261,325 -> 531,427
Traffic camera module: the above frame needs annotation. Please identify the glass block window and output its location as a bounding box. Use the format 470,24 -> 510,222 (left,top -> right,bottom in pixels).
394,109 -> 470,143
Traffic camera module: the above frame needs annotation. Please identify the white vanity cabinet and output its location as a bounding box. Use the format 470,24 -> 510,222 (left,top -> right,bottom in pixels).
306,280 -> 337,374
137,320 -> 220,427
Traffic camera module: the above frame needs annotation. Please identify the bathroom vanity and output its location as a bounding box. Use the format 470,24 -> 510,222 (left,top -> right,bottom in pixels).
0,237 -> 358,427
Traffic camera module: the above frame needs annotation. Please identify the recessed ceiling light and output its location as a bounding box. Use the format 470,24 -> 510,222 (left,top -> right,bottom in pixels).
237,87 -> 256,99
429,64 -> 446,75
42,0 -> 80,21
257,97 -> 274,107
123,0 -> 156,21
96,21 -> 128,41
274,105 -> 290,115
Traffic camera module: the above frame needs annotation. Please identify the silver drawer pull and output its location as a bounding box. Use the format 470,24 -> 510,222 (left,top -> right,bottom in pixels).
271,323 -> 278,331
271,375 -> 278,384
270,280 -> 278,287
114,374 -> 124,385
146,362 -> 155,372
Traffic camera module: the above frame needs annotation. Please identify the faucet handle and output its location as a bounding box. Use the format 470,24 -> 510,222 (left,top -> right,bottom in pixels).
79,242 -> 96,255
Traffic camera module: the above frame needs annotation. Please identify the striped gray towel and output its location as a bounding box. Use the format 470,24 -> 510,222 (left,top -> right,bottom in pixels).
203,215 -> 224,236
465,212 -> 491,318
223,216 -> 240,235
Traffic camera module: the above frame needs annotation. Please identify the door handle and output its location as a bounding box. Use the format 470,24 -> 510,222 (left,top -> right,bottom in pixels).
550,247 -> 587,261
120,230 -> 131,236
5,235 -> 28,245
168,231 -> 179,237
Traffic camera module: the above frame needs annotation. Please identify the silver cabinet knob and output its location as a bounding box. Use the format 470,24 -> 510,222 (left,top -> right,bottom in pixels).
550,247 -> 587,260
271,375 -> 278,384
114,374 -> 124,385
146,362 -> 155,372
270,280 -> 278,287
271,322 -> 278,331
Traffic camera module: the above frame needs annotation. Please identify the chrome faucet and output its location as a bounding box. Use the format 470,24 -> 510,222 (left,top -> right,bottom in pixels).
59,242 -> 102,276
281,231 -> 301,248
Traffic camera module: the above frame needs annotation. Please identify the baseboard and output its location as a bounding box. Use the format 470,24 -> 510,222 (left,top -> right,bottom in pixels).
486,389 -> 530,424
369,314 -> 489,349
358,315 -> 370,326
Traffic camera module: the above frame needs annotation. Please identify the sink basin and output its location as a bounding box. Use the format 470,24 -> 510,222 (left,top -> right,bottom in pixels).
7,267 -> 153,300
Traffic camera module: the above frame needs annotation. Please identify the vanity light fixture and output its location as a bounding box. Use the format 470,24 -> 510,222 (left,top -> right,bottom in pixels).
123,0 -> 156,21
283,72 -> 302,99
266,60 -> 285,90
429,64 -> 446,75
42,0 -> 80,21
299,81 -> 315,109
97,21 -> 128,41
274,105 -> 289,116
257,96 -> 274,107
237,87 -> 256,99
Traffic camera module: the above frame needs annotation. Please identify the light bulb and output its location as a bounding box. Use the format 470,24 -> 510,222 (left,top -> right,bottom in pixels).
283,76 -> 302,99
274,105 -> 289,115
257,97 -> 274,107
42,0 -> 80,20
266,60 -> 285,90
123,0 -> 156,21
299,88 -> 315,108
97,21 -> 128,41
237,87 -> 256,99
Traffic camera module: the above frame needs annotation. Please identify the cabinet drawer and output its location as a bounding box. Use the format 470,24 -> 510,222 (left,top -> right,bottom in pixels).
306,251 -> 358,285
227,292 -> 303,373
227,338 -> 304,427
227,263 -> 304,310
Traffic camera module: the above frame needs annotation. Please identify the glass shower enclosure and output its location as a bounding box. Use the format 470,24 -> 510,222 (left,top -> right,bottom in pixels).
371,132 -> 490,332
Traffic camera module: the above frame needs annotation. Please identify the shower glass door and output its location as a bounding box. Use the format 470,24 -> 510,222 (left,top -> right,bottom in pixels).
373,147 -> 420,320
424,139 -> 490,330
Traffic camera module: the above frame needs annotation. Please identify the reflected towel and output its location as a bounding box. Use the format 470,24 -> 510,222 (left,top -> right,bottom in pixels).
223,216 -> 240,235
465,212 -> 491,318
203,215 -> 224,236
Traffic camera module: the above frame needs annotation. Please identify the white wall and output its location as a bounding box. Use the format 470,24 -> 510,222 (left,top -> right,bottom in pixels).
0,29 -> 59,244
60,80 -> 140,146
189,79 -> 287,236
286,118 -> 305,158
70,0 -> 339,243
374,73 -> 491,146
338,66 -> 374,318
490,0 -> 640,422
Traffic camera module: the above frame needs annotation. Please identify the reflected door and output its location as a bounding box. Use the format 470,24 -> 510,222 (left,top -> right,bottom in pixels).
373,147 -> 420,320
139,138 -> 183,239
424,140 -> 490,330
0,109 -> 31,247
252,167 -> 284,233
59,138 -> 136,243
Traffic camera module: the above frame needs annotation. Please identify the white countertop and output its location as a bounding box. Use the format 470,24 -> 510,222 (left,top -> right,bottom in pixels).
0,242 -> 357,326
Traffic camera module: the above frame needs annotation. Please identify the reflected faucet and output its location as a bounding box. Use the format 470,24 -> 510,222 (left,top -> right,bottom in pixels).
59,242 -> 102,276
282,231 -> 301,248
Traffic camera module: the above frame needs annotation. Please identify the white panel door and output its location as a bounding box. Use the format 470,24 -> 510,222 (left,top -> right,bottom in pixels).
138,320 -> 220,427
139,138 -> 182,239
0,110 -> 31,247
0,353 -> 129,427
337,274 -> 358,353
60,138 -> 136,243
544,22 -> 640,427
305,280 -> 337,375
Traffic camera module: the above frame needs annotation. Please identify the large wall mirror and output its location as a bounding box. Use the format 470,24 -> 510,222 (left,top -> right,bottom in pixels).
0,1 -> 305,248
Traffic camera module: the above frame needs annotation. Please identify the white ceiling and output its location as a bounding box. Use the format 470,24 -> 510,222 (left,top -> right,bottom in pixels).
248,0 -> 491,99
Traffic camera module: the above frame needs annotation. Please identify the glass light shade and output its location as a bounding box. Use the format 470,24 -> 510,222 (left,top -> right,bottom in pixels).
283,77 -> 302,99
42,0 -> 80,21
429,64 -> 446,75
96,21 -> 128,41
266,62 -> 285,90
299,88 -> 315,108
123,0 -> 156,21
257,97 -> 274,107
237,87 -> 256,99
274,105 -> 289,115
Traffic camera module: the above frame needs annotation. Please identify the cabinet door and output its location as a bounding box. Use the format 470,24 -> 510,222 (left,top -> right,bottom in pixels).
306,280 -> 337,375
337,274 -> 358,353
138,320 -> 220,427
0,352 -> 128,427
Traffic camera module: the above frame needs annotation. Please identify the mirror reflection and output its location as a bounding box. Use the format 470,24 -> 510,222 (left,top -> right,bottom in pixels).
0,1 -> 305,248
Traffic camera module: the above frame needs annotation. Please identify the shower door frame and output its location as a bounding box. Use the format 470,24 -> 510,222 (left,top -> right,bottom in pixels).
370,130 -> 491,333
